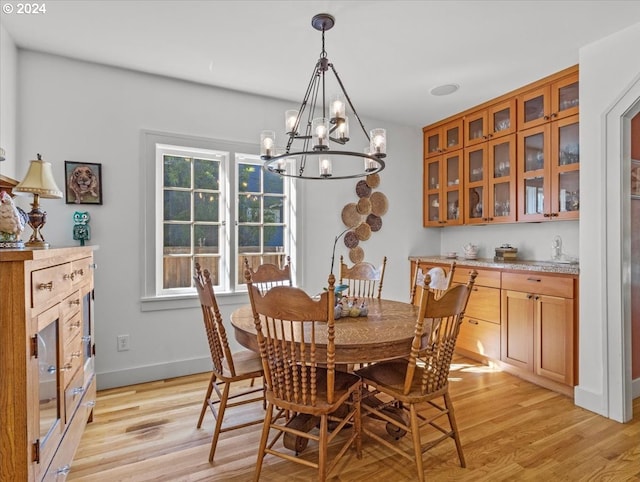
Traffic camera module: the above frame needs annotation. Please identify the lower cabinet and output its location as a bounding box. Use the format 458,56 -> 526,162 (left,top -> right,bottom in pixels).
408,258 -> 578,395
501,272 -> 576,388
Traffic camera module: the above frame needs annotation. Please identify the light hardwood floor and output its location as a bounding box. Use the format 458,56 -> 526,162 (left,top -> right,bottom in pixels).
68,356 -> 640,481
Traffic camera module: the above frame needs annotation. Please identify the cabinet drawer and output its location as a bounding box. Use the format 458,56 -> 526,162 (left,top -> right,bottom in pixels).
62,334 -> 83,388
60,290 -> 81,322
64,311 -> 82,348
502,272 -> 574,298
70,256 -> 93,287
453,267 -> 500,288
465,285 -> 500,323
32,263 -> 73,308
457,316 -> 501,359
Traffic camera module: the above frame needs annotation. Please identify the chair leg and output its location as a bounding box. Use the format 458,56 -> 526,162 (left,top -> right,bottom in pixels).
197,372 -> 216,428
353,390 -> 362,458
208,380 -> 231,462
444,391 -> 466,468
409,404 -> 425,482
253,402 -> 273,482
318,413 -> 328,481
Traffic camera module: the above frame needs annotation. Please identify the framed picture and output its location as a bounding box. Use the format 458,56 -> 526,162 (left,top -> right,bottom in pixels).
632,160 -> 640,199
65,161 -> 103,205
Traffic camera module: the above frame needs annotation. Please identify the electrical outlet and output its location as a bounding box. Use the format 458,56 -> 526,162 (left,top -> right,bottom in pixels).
117,334 -> 130,352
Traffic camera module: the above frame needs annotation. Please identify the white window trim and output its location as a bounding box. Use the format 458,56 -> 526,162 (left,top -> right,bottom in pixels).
140,130 -> 298,312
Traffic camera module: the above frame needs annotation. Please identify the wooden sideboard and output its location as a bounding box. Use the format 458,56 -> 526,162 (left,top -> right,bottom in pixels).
409,256 -> 578,397
1,246 -> 97,481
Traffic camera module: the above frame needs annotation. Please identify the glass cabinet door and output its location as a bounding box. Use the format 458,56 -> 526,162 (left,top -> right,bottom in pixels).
424,158 -> 442,225
443,152 -> 462,225
552,73 -> 579,121
518,124 -> 550,221
464,110 -> 487,147
488,135 -> 516,222
424,128 -> 442,158
518,85 -> 550,131
552,115 -> 579,219
444,120 -> 463,152
464,145 -> 487,223
488,98 -> 516,139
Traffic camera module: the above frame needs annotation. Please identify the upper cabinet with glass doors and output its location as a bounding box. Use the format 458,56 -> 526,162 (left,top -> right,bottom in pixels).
517,114 -> 579,221
465,98 -> 517,147
424,150 -> 463,227
423,118 -> 464,159
518,72 -> 579,131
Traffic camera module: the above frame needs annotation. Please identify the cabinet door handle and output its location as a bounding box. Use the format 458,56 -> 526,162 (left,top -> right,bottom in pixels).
534,295 -> 540,301
472,287 -> 479,292
544,115 -> 551,120
467,319 -> 479,325
527,277 -> 542,282
527,294 -> 533,299
55,465 -> 71,476
543,213 -> 551,217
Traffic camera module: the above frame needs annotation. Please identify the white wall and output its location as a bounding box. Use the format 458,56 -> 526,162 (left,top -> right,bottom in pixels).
13,50 -> 428,389
0,23 -> 17,177
577,22 -> 640,421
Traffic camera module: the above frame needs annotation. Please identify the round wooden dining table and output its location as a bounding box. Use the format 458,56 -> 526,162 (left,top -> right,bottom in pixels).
230,298 -> 419,365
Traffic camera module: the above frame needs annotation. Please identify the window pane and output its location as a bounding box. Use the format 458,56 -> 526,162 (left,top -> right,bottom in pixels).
264,196 -> 283,223
194,256 -> 220,285
239,194 -> 260,222
264,226 -> 284,250
238,163 -> 261,193
194,158 -> 219,190
164,224 -> 190,253
164,155 -> 191,188
164,190 -> 190,221
238,225 -> 260,253
264,169 -> 284,194
163,256 -> 191,289
195,225 -> 219,253
194,192 -> 218,222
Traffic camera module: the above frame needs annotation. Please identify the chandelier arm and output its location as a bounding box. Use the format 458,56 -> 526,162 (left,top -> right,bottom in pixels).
329,63 -> 371,142
300,68 -> 323,176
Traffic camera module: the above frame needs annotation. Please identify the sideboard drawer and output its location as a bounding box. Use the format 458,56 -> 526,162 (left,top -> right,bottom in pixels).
457,316 -> 501,360
31,263 -> 73,308
465,285 -> 500,323
453,267 -> 501,288
502,272 -> 574,298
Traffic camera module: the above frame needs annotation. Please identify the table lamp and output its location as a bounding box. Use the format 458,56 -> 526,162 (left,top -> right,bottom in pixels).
14,154 -> 63,248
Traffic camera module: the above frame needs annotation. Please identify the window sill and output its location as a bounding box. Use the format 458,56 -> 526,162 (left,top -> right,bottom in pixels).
140,291 -> 249,312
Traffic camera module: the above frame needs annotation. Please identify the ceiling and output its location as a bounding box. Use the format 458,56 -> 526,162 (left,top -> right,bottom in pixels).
2,1 -> 640,127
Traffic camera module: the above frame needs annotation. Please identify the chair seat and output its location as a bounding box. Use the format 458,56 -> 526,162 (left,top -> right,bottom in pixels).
221,349 -> 263,378
267,367 -> 361,414
356,359 -> 446,404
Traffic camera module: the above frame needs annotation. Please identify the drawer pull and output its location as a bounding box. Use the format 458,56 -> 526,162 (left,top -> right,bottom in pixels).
47,365 -> 57,374
86,400 -> 96,408
526,277 -> 542,282
82,335 -> 92,342
38,281 -> 53,291
70,299 -> 81,306
467,319 -> 479,325
71,351 -> 82,358
55,465 -> 71,476
70,321 -> 81,329
61,363 -> 73,371
72,386 -> 85,395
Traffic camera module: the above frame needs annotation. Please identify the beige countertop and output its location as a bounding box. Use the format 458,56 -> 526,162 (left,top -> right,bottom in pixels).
408,255 -> 579,276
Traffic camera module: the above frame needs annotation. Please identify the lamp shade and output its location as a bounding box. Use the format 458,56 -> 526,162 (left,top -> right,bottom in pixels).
14,155 -> 63,199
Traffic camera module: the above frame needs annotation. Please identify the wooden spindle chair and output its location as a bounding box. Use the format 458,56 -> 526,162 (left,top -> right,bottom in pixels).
194,263 -> 265,462
339,255 -> 387,299
357,270 -> 477,482
243,255 -> 292,294
246,270 -> 362,482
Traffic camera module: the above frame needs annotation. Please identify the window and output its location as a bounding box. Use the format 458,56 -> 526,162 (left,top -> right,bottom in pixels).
141,131 -> 296,309
236,156 -> 288,286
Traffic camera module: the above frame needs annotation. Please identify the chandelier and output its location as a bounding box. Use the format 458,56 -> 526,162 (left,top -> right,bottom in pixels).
260,13 -> 387,180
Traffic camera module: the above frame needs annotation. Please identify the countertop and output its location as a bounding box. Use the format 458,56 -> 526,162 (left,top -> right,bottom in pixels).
408,255 -> 579,276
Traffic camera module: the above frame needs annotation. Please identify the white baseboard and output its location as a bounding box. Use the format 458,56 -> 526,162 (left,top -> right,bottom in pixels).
633,377 -> 640,399
573,385 -> 608,417
96,356 -> 211,390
